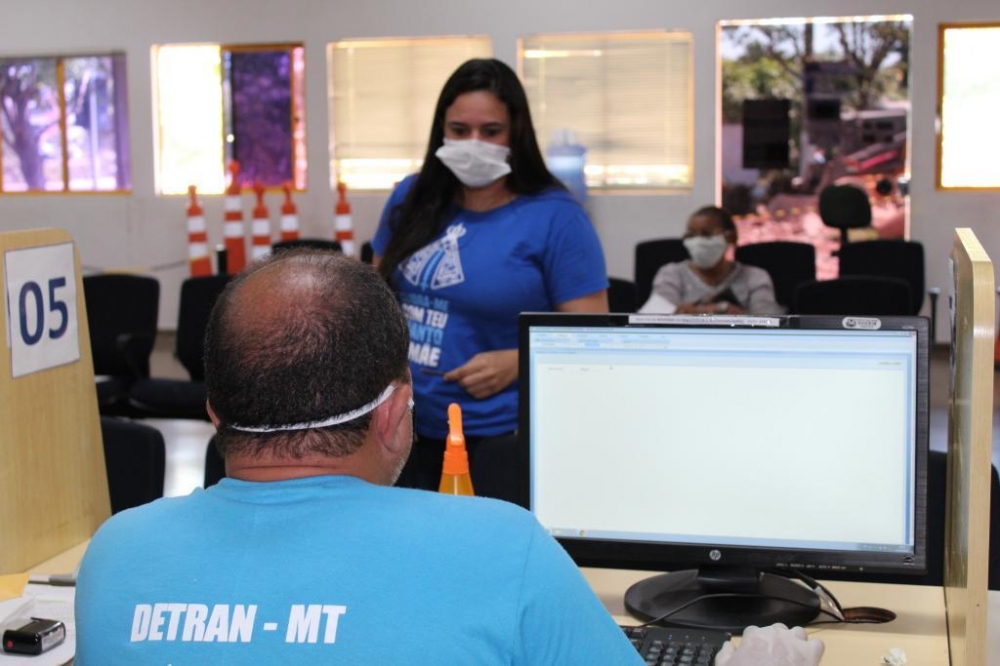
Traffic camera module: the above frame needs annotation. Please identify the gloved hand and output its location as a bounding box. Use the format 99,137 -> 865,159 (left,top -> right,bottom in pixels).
715,623 -> 824,666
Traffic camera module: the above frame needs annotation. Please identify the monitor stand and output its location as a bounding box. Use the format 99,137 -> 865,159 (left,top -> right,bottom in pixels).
623,566 -> 821,635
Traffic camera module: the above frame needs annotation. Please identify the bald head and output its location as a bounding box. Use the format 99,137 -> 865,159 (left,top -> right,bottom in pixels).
205,251 -> 410,460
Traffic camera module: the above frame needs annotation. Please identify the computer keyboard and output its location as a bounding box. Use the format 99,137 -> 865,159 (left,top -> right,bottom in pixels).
620,624 -> 731,665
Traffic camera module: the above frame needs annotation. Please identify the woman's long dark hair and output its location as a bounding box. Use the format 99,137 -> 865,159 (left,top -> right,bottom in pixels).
378,58 -> 563,284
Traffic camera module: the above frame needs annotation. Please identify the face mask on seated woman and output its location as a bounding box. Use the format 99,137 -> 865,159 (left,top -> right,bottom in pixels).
683,234 -> 728,270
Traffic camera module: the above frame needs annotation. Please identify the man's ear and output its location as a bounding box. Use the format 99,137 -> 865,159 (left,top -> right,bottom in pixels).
373,384 -> 412,455
206,400 -> 221,428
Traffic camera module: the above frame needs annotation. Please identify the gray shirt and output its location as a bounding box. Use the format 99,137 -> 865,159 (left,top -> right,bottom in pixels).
639,261 -> 783,315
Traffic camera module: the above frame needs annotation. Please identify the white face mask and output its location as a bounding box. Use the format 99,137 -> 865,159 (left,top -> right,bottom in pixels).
435,138 -> 512,188
684,235 -> 729,270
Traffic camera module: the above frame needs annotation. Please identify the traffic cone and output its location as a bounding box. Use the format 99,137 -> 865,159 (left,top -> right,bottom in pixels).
334,181 -> 356,257
223,161 -> 247,274
250,182 -> 272,261
280,182 -> 300,242
186,185 -> 212,277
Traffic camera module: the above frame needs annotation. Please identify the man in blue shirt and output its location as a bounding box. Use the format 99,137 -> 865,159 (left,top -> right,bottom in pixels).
75,250 -> 640,665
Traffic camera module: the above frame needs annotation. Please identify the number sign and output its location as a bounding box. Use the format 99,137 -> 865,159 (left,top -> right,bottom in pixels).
4,243 -> 80,378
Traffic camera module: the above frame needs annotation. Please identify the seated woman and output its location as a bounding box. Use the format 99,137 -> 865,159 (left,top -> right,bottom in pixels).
639,206 -> 781,315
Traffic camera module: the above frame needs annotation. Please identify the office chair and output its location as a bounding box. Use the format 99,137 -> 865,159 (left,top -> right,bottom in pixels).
735,241 -> 816,313
83,274 -> 160,417
204,436 -> 226,489
838,239 -> 938,339
634,238 -> 689,307
100,417 -> 166,514
272,238 -> 343,253
608,277 -> 638,313
361,241 -> 374,264
128,275 -> 230,420
818,184 -> 872,247
792,276 -> 912,316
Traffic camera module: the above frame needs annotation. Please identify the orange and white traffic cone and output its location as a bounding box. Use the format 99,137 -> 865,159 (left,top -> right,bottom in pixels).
186,185 -> 212,277
250,182 -> 272,261
223,161 -> 247,274
335,181 -> 356,257
280,182 -> 300,242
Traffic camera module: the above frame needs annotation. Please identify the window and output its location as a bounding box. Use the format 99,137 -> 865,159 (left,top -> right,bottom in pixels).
938,23 -> 1000,189
0,54 -> 130,193
519,31 -> 693,190
328,36 -> 492,190
154,43 -> 305,195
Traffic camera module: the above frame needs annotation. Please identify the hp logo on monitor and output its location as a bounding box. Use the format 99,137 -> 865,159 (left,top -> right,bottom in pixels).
709,549 -> 722,561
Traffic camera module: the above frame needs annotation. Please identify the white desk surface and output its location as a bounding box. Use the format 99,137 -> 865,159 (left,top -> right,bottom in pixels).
14,544 -> 1000,665
582,567 -> 1000,666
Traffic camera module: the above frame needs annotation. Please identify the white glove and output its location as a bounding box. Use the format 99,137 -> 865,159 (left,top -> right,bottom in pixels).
715,623 -> 824,666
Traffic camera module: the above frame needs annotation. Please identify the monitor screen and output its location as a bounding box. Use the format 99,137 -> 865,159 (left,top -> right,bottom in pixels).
518,313 -> 929,633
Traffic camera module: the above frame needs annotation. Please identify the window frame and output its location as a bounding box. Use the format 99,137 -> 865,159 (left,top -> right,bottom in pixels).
936,22 -> 1000,191
0,51 -> 131,195
517,29 -> 695,193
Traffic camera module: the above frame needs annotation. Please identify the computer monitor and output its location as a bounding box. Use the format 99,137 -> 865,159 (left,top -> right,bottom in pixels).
518,313 -> 929,633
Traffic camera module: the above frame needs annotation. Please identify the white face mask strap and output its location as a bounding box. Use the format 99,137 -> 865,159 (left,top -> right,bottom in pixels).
229,384 -> 399,433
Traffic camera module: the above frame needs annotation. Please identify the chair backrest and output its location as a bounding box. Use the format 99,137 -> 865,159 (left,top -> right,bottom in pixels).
838,239 -> 925,315
176,275 -> 230,381
83,273 -> 160,377
735,241 -> 816,311
360,241 -> 374,264
818,184 -> 872,242
272,238 -> 342,254
793,275 -> 912,316
100,416 -> 165,514
607,277 -> 638,313
634,238 -> 689,306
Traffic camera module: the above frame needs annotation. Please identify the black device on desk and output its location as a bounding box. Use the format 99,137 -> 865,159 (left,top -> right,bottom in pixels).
518,313 -> 929,634
3,618 -> 66,655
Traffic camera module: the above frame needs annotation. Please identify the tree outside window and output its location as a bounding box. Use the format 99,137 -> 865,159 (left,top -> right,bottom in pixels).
156,43 -> 305,195
0,54 -> 130,193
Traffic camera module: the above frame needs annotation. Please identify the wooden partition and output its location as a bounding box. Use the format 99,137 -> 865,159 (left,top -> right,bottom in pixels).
0,229 -> 109,573
945,228 -> 995,666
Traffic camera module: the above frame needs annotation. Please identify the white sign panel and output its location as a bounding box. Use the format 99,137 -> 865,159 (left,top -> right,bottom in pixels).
4,243 -> 80,378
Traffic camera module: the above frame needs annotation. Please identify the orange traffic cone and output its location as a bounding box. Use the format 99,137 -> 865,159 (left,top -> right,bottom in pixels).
186,185 -> 212,277
223,161 -> 247,274
280,182 -> 300,242
250,182 -> 272,261
335,181 -> 356,257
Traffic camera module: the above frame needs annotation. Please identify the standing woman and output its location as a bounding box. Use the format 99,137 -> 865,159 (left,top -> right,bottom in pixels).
373,58 -> 609,492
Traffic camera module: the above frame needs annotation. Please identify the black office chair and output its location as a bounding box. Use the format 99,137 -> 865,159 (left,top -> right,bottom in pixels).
129,275 -> 230,420
608,277 -> 638,313
818,184 -> 872,247
634,239 -> 689,307
272,238 -> 342,253
361,241 -> 374,264
793,276 -> 912,316
83,274 -> 160,417
100,416 -> 166,514
735,241 -> 816,313
204,435 -> 226,489
838,240 -> 938,339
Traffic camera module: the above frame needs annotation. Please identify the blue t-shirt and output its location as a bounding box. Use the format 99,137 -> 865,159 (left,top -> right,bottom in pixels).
76,477 -> 640,665
374,176 -> 608,438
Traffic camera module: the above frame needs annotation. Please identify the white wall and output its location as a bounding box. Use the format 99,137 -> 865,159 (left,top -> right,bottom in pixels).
1,0 -> 998,337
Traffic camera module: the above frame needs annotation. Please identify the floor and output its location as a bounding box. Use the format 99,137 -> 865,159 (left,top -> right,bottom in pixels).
144,336 -> 1000,499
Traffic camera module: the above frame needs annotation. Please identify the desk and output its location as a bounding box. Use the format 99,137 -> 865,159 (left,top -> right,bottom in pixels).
13,545 -> 999,665
582,567 -> 962,666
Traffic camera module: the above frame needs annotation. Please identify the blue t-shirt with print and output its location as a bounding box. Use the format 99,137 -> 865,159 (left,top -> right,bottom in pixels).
373,175 -> 608,438
75,476 -> 641,665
